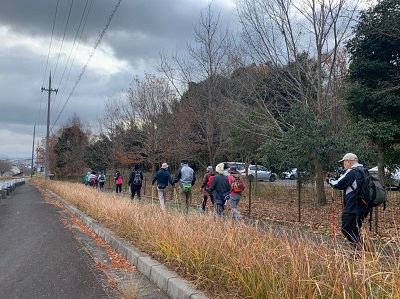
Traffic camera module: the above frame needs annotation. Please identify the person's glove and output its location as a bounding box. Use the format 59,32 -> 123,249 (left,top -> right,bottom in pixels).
199,187 -> 203,193
328,179 -> 335,187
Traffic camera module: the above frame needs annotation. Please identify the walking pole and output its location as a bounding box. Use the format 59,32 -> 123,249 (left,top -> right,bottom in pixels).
151,185 -> 154,206
173,185 -> 180,211
331,187 -> 337,251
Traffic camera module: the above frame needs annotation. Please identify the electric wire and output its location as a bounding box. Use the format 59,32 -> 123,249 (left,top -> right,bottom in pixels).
37,0 -> 60,148
49,0 -> 75,121
52,0 -> 74,80
51,0 -> 92,128
52,0 -> 122,129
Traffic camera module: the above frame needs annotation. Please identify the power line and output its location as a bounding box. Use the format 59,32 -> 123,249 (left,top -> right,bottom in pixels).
37,0 -> 60,139
50,0 -> 76,122
52,0 -> 93,125
52,0 -> 75,80
52,0 -> 122,129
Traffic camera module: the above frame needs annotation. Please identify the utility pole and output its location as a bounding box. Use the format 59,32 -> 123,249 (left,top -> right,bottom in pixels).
31,124 -> 35,178
41,72 -> 58,180
36,140 -> 39,178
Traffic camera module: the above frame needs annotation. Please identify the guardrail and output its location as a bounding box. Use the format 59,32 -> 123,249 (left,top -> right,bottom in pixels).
0,178 -> 26,198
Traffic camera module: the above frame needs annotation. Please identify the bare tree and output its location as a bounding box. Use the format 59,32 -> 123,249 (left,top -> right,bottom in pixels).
96,98 -> 136,173
125,73 -> 176,175
160,3 -> 236,168
236,0 -> 362,204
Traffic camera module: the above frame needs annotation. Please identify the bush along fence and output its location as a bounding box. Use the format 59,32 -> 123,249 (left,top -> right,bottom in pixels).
55,174 -> 398,238
0,178 -> 26,198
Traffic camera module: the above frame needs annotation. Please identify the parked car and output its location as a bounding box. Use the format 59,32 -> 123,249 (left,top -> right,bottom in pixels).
243,164 -> 277,182
281,168 -> 309,180
282,168 -> 298,180
222,162 -> 246,176
368,166 -> 400,189
393,169 -> 400,189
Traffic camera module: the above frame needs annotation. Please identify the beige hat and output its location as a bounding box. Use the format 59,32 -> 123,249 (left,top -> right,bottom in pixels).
215,162 -> 225,174
338,153 -> 358,162
161,162 -> 169,169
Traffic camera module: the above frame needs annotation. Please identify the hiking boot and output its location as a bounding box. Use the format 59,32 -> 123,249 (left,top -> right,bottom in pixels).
198,207 -> 205,213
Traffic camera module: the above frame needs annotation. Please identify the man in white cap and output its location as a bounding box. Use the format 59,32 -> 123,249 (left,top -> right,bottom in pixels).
329,153 -> 371,250
206,162 -> 231,219
152,163 -> 174,211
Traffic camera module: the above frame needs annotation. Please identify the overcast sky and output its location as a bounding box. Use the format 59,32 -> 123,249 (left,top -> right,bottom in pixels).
0,0 -> 238,160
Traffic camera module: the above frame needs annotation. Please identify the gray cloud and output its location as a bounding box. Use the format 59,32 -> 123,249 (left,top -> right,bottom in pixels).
0,0 -> 238,159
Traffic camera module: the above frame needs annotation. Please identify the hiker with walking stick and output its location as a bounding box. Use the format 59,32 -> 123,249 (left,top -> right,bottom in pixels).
173,159 -> 196,214
328,153 -> 370,251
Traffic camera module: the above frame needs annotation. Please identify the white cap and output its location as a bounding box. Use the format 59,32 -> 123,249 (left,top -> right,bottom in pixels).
338,153 -> 358,162
215,163 -> 224,174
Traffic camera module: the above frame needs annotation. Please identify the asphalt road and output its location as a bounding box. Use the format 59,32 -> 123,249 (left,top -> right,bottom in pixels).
0,183 -> 120,298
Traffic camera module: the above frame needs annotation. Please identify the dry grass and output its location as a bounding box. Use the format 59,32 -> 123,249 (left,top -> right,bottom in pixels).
32,178 -> 400,299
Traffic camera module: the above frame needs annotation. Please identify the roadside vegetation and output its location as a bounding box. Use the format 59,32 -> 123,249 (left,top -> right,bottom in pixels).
32,178 -> 400,299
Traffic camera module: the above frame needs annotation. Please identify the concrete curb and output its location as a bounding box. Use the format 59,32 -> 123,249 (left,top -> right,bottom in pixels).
48,191 -> 208,299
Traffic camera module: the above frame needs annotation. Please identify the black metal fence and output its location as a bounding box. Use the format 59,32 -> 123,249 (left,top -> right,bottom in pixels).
241,179 -> 399,238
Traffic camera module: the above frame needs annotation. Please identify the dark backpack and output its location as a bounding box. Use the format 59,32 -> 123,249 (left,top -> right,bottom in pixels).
98,174 -> 105,182
354,167 -> 387,209
132,171 -> 142,186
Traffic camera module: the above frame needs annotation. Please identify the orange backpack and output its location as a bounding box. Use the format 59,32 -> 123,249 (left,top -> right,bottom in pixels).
231,176 -> 244,193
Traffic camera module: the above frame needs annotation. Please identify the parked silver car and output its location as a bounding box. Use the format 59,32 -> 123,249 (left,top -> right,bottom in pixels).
243,164 -> 277,182
282,168 -> 298,180
281,168 -> 309,180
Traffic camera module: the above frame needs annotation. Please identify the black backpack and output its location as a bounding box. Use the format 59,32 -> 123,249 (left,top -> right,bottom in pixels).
132,171 -> 142,186
354,167 -> 387,209
353,167 -> 387,231
98,174 -> 106,182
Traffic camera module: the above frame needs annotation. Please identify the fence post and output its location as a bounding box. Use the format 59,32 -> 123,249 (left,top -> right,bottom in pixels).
248,176 -> 253,215
297,176 -> 301,222
143,176 -> 147,196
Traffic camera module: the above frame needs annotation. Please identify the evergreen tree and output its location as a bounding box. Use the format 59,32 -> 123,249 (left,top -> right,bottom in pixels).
345,0 -> 400,179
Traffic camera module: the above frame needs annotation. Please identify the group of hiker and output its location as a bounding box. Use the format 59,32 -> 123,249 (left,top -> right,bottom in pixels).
83,152 -> 381,252
82,160 -> 247,221
83,170 -> 106,191
151,160 -> 246,220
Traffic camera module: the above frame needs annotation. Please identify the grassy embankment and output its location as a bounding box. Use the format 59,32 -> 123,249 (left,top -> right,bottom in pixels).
32,178 -> 400,299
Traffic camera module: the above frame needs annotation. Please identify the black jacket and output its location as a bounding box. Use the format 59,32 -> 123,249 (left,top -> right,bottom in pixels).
206,173 -> 230,203
128,170 -> 143,188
